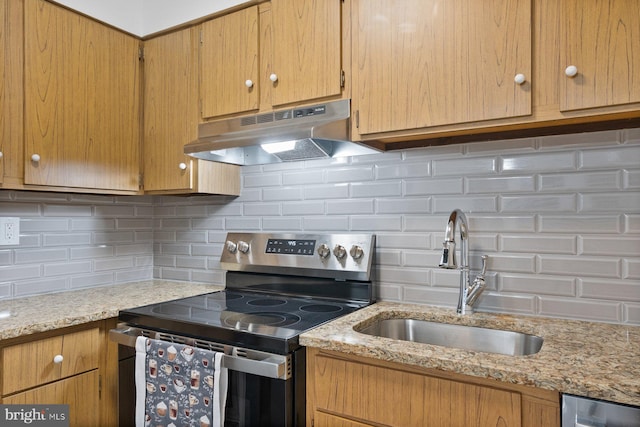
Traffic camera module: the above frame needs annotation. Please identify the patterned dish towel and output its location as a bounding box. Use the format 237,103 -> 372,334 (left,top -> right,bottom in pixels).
135,336 -> 228,427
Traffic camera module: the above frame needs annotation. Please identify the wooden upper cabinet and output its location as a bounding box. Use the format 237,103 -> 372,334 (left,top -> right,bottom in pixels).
269,0 -> 342,107
200,0 -> 343,120
352,0 -> 531,136
143,27 -> 240,195
200,6 -> 259,119
559,0 -> 640,112
24,0 -> 141,193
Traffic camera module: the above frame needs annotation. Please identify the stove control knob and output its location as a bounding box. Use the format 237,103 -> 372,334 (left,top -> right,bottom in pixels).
237,240 -> 250,254
333,244 -> 347,260
317,243 -> 330,259
226,241 -> 238,253
350,245 -> 364,260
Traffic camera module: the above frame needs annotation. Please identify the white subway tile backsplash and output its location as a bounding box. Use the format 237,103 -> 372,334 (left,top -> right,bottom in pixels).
539,297 -> 620,322
538,171 -> 620,192
375,162 -> 430,180
433,157 -> 498,177
501,194 -> 577,213
539,215 -> 621,234
466,176 -> 535,194
351,181 -> 401,198
501,235 -> 576,254
580,146 -> 640,169
501,151 -> 577,173
539,256 -> 620,278
625,259 -> 640,280
433,196 -> 498,213
580,236 -> 640,256
581,192 -> 640,212
327,199 -> 374,215
580,278 -> 640,302
376,198 -> 429,214
499,274 -> 576,296
0,128 -> 638,324
404,177 -> 463,196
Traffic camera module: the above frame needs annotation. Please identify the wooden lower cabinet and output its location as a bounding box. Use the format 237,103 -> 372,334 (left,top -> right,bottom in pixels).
0,320 -> 119,427
306,348 -> 560,427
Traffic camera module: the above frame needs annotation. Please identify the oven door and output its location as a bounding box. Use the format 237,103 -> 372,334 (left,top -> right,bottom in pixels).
111,326 -> 305,427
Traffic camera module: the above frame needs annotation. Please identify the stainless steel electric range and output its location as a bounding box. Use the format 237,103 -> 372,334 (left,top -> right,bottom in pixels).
111,232 -> 375,427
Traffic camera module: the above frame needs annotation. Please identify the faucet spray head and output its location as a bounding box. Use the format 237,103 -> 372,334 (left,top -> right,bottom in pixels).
439,240 -> 457,269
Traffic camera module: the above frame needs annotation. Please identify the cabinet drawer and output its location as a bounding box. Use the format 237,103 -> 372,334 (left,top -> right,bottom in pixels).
3,370 -> 100,427
2,327 -> 100,395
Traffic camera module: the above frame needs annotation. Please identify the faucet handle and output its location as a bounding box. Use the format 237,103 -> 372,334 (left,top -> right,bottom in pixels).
479,255 -> 488,277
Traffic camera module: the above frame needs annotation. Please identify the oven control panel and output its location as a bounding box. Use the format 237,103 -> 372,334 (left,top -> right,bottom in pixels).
221,233 -> 375,281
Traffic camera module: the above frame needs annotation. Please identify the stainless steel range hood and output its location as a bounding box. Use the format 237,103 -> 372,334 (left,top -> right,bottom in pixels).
184,99 -> 380,166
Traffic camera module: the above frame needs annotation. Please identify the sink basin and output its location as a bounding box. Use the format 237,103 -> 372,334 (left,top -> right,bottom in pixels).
356,318 -> 543,356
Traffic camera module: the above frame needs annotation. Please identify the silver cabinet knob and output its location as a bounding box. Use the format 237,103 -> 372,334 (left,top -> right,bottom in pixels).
226,240 -> 238,253
350,245 -> 364,260
333,244 -> 347,260
53,354 -> 64,364
317,243 -> 330,259
514,73 -> 526,85
179,162 -> 187,170
237,240 -> 250,254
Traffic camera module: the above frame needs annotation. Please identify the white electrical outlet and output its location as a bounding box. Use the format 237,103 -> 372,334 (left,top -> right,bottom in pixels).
0,217 -> 20,245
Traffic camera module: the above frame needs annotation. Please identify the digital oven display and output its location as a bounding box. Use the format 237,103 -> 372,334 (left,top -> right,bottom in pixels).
265,239 -> 316,255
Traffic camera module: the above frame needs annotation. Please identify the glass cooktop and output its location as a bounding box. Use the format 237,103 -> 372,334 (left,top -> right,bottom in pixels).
119,290 -> 367,354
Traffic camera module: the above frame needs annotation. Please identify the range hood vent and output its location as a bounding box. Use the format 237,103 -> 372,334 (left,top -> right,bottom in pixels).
184,99 -> 379,166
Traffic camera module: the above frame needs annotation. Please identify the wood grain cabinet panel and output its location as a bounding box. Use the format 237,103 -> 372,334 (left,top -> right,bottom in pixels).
1,327 -> 100,395
0,0 -> 24,188
143,27 -> 240,195
307,348 -> 560,427
200,6 -> 260,119
559,0 -> 640,112
3,371 -> 100,427
352,0 -> 531,136
24,0 -> 141,192
269,0 -> 342,108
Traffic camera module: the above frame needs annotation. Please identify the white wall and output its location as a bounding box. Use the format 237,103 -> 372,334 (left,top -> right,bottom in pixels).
49,0 -> 247,36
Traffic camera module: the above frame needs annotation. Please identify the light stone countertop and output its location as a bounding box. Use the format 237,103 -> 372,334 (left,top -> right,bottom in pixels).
0,280 -> 224,341
299,301 -> 640,407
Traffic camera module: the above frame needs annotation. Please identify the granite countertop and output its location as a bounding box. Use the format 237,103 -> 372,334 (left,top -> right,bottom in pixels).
300,301 -> 640,407
0,280 -> 224,341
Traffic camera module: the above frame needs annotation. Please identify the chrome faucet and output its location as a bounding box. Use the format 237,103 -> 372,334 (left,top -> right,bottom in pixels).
438,209 -> 488,315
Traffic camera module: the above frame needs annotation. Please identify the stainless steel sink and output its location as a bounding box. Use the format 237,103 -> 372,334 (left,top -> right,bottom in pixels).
356,318 -> 543,356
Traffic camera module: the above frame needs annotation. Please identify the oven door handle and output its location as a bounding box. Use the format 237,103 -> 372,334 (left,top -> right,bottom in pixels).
109,327 -> 291,380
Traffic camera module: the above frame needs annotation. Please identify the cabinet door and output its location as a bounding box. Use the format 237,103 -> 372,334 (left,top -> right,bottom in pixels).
270,0 -> 343,107
200,6 -> 259,119
3,370 -> 100,427
24,0 -> 141,192
560,0 -> 640,111
143,27 -> 199,192
0,0 -> 24,187
352,0 -> 531,136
